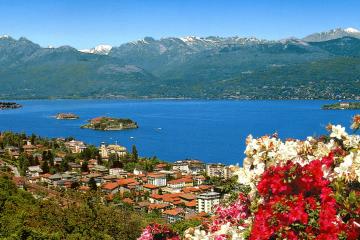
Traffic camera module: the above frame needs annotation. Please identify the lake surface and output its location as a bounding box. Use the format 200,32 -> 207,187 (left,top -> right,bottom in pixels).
0,100 -> 358,165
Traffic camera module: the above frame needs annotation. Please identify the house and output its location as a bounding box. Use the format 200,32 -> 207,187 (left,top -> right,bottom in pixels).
68,162 -> 82,171
54,157 -> 63,165
184,200 -> 197,214
148,203 -> 170,213
167,177 -> 193,191
193,175 -> 206,186
90,165 -> 108,174
99,142 -> 127,159
143,183 -> 159,194
162,208 -> 184,223
340,102 -> 350,108
101,182 -> 119,194
65,140 -> 87,153
5,146 -> 20,158
22,141 -> 37,153
147,173 -> 167,187
117,178 -> 138,195
27,165 -> 43,177
109,168 -> 128,177
197,191 -> 221,213
173,160 -> 205,174
172,161 -> 190,173
133,168 -> 144,175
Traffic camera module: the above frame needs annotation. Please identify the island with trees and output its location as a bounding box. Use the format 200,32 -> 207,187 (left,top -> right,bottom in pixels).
0,102 -> 22,110
55,113 -> 79,120
81,117 -> 138,131
322,102 -> 360,110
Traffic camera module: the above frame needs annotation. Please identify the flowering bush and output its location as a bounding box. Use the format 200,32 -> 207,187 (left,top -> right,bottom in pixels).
138,223 -> 180,240
139,116 -> 360,240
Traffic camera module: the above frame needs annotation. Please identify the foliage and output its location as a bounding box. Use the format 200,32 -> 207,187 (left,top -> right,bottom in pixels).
0,175 -> 156,239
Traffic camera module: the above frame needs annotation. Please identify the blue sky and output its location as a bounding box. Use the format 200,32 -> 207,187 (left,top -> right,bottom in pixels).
0,0 -> 359,49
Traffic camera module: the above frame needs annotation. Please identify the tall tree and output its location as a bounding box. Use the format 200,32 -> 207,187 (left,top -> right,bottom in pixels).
131,145 -> 138,162
88,177 -> 97,191
41,159 -> 49,174
81,161 -> 89,172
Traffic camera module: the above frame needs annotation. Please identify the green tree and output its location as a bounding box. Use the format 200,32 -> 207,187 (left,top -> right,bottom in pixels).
81,161 -> 89,172
41,159 -> 49,174
131,145 -> 138,162
88,177 -> 97,191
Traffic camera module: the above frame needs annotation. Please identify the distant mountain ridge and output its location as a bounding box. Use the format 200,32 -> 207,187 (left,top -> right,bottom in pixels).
0,27 -> 359,100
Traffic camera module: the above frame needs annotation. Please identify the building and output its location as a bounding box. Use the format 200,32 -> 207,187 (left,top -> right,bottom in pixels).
340,102 -> 350,108
99,142 -> 127,159
65,140 -> 87,153
109,168 -> 128,177
167,177 -> 193,191
27,165 -> 43,177
206,163 -> 227,178
173,160 -> 205,174
196,191 -> 221,213
147,173 -> 167,187
101,182 -> 119,194
162,208 -> 184,223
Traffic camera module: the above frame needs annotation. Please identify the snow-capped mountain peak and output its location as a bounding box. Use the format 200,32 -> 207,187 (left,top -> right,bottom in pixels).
344,27 -> 360,33
79,44 -> 112,55
303,27 -> 360,42
180,36 -> 201,43
0,34 -> 10,39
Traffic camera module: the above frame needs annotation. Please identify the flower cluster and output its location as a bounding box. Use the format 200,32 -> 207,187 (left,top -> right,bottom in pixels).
139,117 -> 360,240
138,223 -> 180,240
351,114 -> 360,131
252,159 -> 346,239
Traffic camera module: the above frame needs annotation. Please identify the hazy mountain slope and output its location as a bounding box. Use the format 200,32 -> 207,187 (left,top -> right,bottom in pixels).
0,28 -> 360,99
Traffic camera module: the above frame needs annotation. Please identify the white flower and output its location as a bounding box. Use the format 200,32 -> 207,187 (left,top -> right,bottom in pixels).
334,152 -> 354,177
235,167 -> 251,185
330,124 -> 347,140
343,135 -> 360,148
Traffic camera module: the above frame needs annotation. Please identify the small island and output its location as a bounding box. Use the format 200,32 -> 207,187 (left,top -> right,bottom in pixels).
56,113 -> 79,120
322,102 -> 360,110
0,102 -> 22,110
81,117 -> 138,131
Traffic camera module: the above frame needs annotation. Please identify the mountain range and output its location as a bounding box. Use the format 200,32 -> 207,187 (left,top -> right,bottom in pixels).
0,27 -> 360,99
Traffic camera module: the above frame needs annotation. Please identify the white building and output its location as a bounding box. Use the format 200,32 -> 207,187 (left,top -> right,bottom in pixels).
65,140 -> 87,153
109,168 -> 128,177
147,173 -> 167,187
197,191 -> 221,213
99,142 -> 127,159
27,165 -> 43,177
206,163 -> 228,178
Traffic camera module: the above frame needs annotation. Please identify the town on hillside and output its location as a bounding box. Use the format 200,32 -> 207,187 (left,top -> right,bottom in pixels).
0,131 -> 242,224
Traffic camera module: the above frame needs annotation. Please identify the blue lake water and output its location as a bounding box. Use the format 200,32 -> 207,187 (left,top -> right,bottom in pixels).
0,100 -> 358,165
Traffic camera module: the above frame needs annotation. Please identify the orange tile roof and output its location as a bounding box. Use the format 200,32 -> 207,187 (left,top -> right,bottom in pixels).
79,186 -> 90,191
147,172 -> 166,178
182,187 -> 201,193
102,182 -> 119,190
163,208 -> 184,216
122,198 -> 134,204
143,183 -> 158,189
156,163 -> 168,168
116,178 -> 136,186
148,203 -> 169,210
168,178 -> 193,185
150,193 -> 163,199
185,200 -> 197,207
199,185 -> 212,190
179,193 -> 196,201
